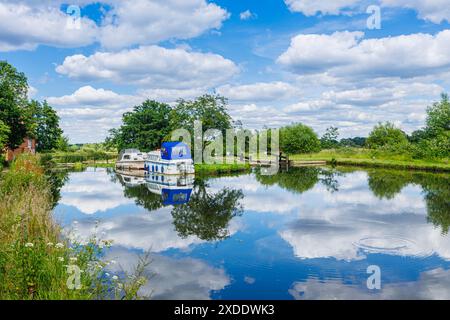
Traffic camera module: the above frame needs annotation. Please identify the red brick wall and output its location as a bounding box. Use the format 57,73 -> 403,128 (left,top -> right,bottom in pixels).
5,137 -> 36,162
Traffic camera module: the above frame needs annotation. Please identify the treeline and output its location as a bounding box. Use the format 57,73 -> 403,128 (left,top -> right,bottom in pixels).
107,93 -> 449,161
0,61 -> 66,167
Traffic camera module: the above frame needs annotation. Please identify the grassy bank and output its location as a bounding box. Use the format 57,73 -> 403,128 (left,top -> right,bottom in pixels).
195,163 -> 251,175
44,151 -> 117,165
0,154 -> 147,300
290,148 -> 450,172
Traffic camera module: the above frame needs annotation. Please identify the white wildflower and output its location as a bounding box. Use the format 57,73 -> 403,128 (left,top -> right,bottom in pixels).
69,257 -> 78,263
46,242 -> 54,247
25,243 -> 34,248
55,243 -> 64,249
112,275 -> 118,280
58,257 -> 64,262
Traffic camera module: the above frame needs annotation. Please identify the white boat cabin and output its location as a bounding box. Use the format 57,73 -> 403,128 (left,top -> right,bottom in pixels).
144,142 -> 195,175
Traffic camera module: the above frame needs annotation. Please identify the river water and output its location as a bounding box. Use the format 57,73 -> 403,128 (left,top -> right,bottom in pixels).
53,166 -> 450,299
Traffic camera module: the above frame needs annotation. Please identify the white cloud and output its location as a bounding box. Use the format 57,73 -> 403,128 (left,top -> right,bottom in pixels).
289,268 -> 450,299
284,0 -> 450,23
47,86 -> 140,108
100,0 -> 229,49
105,247 -> 230,299
0,0 -> 230,51
239,10 -> 256,21
59,169 -> 134,214
381,0 -> 450,23
217,82 -> 300,102
56,45 -> 239,89
278,30 -> 450,80
284,0 -> 360,16
0,2 -> 98,51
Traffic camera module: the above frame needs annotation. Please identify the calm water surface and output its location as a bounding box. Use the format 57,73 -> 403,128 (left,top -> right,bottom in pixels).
53,167 -> 450,300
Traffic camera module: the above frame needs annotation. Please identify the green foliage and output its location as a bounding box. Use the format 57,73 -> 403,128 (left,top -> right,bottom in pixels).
366,122 -> 408,149
339,137 -> 366,147
0,61 -> 30,149
171,181 -> 244,241
280,123 -> 321,154
426,93 -> 450,137
0,119 -> 10,148
170,94 -> 232,142
107,100 -> 173,152
321,126 -> 339,149
0,155 -> 149,299
28,100 -> 64,152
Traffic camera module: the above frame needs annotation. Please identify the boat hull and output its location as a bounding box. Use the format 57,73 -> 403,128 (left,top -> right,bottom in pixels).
115,160 -> 146,171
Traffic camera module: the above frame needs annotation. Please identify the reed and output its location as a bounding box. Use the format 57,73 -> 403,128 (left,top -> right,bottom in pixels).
0,154 -> 148,300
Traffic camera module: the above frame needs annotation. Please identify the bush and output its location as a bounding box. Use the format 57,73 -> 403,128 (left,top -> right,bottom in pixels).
366,122 -> 408,149
280,123 -> 321,154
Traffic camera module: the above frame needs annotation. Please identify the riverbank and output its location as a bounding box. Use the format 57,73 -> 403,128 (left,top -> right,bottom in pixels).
195,163 -> 252,175
0,155 -> 147,299
290,148 -> 450,172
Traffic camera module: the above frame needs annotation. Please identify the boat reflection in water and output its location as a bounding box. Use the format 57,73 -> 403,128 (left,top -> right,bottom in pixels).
145,173 -> 194,206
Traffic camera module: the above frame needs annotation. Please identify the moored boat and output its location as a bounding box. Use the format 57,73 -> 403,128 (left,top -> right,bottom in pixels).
116,149 -> 147,170
144,142 -> 195,175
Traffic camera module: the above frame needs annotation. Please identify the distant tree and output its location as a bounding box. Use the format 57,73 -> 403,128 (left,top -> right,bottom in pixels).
0,61 -> 31,149
280,123 -> 321,154
366,122 -> 408,149
56,135 -> 70,152
320,126 -> 339,149
107,100 -> 173,152
28,100 -> 64,152
339,137 -> 366,147
170,94 -> 232,147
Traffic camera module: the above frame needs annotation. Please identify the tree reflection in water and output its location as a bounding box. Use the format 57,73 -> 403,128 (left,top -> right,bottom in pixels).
366,169 -> 450,234
171,178 -> 244,241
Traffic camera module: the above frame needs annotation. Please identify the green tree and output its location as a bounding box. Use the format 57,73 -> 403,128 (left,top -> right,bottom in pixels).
320,126 -> 339,149
28,100 -> 64,152
107,100 -> 173,152
426,93 -> 450,137
0,61 -> 31,149
0,119 -> 10,149
280,123 -> 321,154
366,122 -> 408,149
170,94 -> 232,147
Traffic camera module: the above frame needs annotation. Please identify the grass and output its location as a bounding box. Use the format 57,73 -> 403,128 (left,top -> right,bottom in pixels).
195,163 -> 252,175
0,154 -> 148,300
290,148 -> 450,172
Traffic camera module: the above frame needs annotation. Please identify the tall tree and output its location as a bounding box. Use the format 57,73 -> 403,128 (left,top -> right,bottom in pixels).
108,100 -> 173,152
321,126 -> 339,149
29,100 -> 64,152
170,94 -> 232,146
0,61 -> 30,149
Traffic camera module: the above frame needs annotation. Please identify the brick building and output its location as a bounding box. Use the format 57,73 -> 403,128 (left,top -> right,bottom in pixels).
5,137 -> 36,161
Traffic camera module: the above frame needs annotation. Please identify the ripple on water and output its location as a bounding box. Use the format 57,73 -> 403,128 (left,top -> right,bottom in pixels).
353,236 -> 434,258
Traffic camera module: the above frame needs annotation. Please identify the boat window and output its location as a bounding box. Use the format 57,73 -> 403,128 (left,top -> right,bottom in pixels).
172,146 -> 186,157
124,155 -> 130,160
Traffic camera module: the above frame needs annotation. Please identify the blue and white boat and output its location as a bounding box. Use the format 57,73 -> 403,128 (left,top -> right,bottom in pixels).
144,142 -> 195,175
146,173 -> 194,205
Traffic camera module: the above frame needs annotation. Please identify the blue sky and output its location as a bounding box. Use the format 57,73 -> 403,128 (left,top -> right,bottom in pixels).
1,0 -> 450,143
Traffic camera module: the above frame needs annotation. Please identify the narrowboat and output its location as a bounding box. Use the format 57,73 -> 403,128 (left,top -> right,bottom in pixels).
116,149 -> 147,170
144,142 -> 195,175
145,173 -> 194,205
